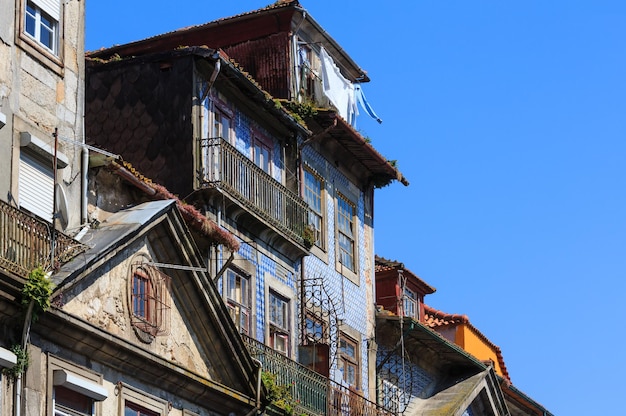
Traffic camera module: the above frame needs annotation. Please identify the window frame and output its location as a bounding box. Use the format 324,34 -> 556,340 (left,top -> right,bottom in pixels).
338,333 -> 359,387
25,1 -> 58,55
47,356 -> 106,416
252,131 -> 273,175
117,383 -> 168,416
224,269 -> 251,336
402,287 -> 418,320
303,167 -> 326,250
128,261 -> 171,343
336,192 -> 357,274
268,291 -> 290,356
17,0 -> 64,74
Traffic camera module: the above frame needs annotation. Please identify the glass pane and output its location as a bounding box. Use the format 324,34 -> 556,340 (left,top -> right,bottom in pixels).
40,24 -> 54,49
25,13 -> 36,37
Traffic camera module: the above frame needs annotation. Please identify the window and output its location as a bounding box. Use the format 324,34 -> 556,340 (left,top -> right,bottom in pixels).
269,291 -> 290,355
24,1 -> 59,55
304,168 -> 325,249
125,402 -> 160,416
253,138 -> 272,174
402,288 -> 418,320
117,383 -> 167,416
225,269 -> 251,335
380,380 -> 401,414
19,151 -> 54,221
50,366 -> 107,416
54,386 -> 94,416
212,107 -> 232,143
129,264 -> 171,342
338,334 -> 359,387
304,313 -> 325,343
337,194 -> 356,272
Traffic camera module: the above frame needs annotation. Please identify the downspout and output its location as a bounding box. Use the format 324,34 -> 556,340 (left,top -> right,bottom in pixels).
14,300 -> 35,416
81,145 -> 89,224
244,358 -> 263,416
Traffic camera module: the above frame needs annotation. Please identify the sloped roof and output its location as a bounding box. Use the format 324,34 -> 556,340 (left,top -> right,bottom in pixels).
375,255 -> 435,294
87,1 -> 368,83
51,200 -> 260,411
424,304 -> 511,383
104,158 -> 240,252
408,368 -> 508,416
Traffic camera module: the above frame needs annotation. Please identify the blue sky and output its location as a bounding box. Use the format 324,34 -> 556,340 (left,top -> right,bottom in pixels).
87,2 -> 626,414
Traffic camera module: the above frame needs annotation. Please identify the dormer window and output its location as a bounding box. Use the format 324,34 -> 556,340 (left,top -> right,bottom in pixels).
402,287 -> 418,320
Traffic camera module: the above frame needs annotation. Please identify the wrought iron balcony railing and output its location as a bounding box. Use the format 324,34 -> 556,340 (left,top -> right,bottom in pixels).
200,138 -> 308,246
0,200 -> 87,278
242,335 -> 394,416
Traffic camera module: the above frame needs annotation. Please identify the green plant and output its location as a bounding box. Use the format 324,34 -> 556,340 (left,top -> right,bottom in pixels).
262,371 -> 297,415
2,344 -> 29,379
302,225 -> 316,249
22,266 -> 54,322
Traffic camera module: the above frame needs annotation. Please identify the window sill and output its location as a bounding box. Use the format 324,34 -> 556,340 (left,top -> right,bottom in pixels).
16,33 -> 64,77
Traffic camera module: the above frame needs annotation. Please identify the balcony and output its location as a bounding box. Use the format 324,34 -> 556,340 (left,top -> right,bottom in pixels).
0,200 -> 87,278
199,138 -> 310,259
242,335 -> 394,416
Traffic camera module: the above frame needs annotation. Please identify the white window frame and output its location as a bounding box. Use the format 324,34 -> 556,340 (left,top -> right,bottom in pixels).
303,168 -> 325,250
269,291 -> 290,356
336,193 -> 356,273
224,269 -> 251,335
48,357 -> 107,416
402,287 -> 418,320
24,0 -> 59,55
338,333 -> 359,387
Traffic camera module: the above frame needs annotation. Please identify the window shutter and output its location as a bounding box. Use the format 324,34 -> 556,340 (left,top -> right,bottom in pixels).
19,152 -> 54,222
37,0 -> 60,21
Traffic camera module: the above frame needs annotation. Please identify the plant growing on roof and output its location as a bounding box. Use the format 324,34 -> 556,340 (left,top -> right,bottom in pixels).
2,344 -> 29,379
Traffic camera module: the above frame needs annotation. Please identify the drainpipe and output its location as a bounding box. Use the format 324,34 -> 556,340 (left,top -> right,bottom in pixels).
81,145 -> 89,224
244,358 -> 263,416
200,54 -> 221,104
14,300 -> 35,416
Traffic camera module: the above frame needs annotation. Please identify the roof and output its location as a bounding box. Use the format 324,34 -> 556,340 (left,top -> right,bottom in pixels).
105,158 -> 241,252
87,1 -> 369,83
375,255 -> 435,294
424,304 -> 511,383
408,368 -> 508,416
308,110 -> 409,187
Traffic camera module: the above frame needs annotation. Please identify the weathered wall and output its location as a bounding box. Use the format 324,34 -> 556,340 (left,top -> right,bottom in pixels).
0,0 -> 85,231
59,237 -> 212,378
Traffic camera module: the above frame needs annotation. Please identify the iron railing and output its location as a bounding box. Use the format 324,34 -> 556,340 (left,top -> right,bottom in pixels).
201,138 -> 308,245
0,200 -> 87,278
242,335 -> 394,416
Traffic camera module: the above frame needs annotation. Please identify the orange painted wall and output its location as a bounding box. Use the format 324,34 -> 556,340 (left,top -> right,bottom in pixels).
456,325 -> 504,377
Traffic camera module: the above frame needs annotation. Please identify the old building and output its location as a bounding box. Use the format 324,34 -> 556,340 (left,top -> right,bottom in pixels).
374,257 -> 553,416
0,0 -> 265,414
87,1 -> 408,410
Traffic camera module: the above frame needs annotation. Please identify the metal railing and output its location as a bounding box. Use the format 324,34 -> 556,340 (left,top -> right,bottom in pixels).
242,335 -> 394,416
0,200 -> 87,278
201,138 -> 308,245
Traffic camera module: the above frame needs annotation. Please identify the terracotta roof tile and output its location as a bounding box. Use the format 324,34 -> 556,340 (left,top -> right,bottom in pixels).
423,304 -> 511,383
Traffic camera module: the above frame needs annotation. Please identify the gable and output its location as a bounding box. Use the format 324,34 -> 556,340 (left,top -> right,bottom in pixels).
52,200 -> 258,402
